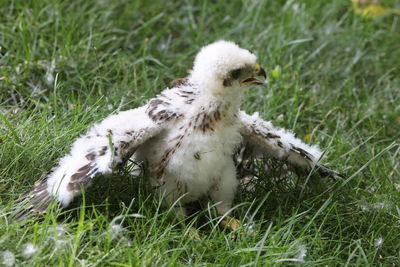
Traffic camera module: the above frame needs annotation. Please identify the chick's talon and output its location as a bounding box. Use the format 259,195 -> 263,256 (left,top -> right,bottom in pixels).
219,215 -> 241,231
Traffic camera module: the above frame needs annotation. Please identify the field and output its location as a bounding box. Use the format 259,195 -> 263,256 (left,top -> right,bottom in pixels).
1,0 -> 399,265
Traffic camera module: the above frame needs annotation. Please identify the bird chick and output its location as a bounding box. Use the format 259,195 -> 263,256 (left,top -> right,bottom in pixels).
14,41 -> 341,229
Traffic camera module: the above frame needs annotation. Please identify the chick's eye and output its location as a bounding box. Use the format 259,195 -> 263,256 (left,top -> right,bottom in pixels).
231,69 -> 241,79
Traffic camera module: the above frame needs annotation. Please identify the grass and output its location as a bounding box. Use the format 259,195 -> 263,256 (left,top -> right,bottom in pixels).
1,0 -> 399,265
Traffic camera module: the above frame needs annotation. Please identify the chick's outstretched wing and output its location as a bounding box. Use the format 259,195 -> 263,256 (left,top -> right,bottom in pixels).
238,111 -> 343,178
14,105 -> 173,221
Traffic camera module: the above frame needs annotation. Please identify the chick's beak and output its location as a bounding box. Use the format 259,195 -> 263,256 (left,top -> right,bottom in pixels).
255,63 -> 267,79
241,63 -> 267,85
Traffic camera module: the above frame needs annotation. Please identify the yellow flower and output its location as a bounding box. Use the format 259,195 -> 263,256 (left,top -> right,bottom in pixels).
351,0 -> 392,18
